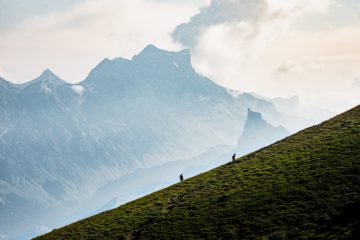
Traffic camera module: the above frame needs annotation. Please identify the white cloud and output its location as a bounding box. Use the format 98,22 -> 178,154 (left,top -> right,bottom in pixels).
353,78 -> 360,88
183,0 -> 328,88
172,0 -> 331,50
0,0 -> 85,30
0,0 -> 203,83
0,66 -> 11,80
171,0 -> 360,113
1,0 -> 359,113
172,0 -> 268,47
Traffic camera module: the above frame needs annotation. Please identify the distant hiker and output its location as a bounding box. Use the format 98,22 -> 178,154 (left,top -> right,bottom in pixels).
180,174 -> 184,182
232,153 -> 236,162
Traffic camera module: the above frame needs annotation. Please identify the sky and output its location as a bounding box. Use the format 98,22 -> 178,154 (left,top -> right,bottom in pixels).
0,0 -> 359,113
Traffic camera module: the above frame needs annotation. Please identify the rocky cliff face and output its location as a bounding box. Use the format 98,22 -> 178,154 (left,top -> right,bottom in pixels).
236,108 -> 289,155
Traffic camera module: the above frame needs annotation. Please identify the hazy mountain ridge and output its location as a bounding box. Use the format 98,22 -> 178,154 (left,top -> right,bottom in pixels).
0,45 -> 310,239
251,93 -> 334,124
65,109 -> 290,225
35,105 -> 360,240
236,108 -> 290,155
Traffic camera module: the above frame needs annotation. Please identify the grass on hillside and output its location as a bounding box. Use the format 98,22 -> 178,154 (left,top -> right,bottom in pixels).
35,105 -> 360,240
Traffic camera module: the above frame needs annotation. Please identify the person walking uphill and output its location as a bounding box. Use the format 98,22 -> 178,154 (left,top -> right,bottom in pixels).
232,153 -> 236,162
180,173 -> 184,182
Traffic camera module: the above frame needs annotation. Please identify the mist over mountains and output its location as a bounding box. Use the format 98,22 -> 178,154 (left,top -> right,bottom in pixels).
0,45 -> 321,239
236,109 -> 289,156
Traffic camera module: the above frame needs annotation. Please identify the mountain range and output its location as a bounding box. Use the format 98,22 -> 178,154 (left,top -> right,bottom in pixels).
35,104 -> 360,240
1,45 -> 315,239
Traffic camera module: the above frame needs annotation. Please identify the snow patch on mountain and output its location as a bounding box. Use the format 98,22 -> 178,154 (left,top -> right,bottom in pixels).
226,88 -> 243,97
0,196 -> 5,205
22,69 -> 65,88
172,61 -> 179,69
71,85 -> 85,96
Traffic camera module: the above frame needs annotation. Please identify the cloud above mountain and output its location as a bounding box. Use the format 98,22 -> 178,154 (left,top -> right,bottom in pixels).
172,0 -> 268,48
0,0 -> 85,30
170,0 -> 360,112
172,0 -> 330,49
0,0 -> 204,83
171,0 -> 333,69
0,0 -> 359,113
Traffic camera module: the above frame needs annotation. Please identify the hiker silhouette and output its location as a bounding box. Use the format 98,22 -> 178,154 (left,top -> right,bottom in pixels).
232,153 -> 236,161
180,174 -> 184,182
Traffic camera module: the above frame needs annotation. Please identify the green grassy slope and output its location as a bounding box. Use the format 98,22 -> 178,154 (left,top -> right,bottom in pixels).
36,105 -> 360,240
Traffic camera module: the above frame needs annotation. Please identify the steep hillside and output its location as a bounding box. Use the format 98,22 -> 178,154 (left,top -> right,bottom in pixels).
36,105 -> 360,239
1,45 -> 299,238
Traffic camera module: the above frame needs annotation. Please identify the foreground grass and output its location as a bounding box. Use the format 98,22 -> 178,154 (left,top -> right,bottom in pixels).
36,105 -> 360,240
